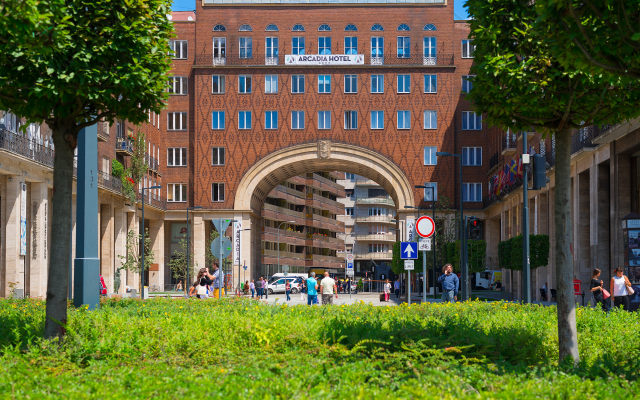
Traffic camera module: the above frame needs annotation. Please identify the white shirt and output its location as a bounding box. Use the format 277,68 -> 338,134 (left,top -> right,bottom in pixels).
613,276 -> 628,297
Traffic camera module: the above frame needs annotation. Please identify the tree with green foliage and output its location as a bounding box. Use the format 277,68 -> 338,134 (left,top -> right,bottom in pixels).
170,230 -> 220,292
537,0 -> 640,80
0,0 -> 173,339
117,229 -> 154,281
466,0 -> 640,364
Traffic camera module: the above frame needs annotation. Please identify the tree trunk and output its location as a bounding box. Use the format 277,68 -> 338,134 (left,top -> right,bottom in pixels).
44,123 -> 77,340
554,127 -> 579,364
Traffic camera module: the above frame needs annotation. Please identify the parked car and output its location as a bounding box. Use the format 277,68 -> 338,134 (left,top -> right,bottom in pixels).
267,277 -> 302,294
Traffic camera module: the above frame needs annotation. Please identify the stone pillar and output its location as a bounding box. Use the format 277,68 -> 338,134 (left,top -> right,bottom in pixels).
548,187 -> 557,299
113,206 -> 126,293
29,182 -> 49,298
593,164 -> 610,287
486,218 -> 500,269
536,192 -> 550,301
577,172 -> 591,290
611,152 -> 631,275
2,176 -> 21,297
126,211 -> 139,291
193,215 -> 206,276
148,219 -> 164,290
100,203 -> 114,293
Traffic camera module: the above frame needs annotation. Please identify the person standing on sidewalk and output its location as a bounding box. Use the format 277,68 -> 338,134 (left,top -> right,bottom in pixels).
611,267 -> 632,311
250,279 -> 256,298
300,279 -> 307,301
261,277 -> 268,299
394,279 -> 401,299
306,272 -> 318,306
384,279 -> 391,302
438,264 -> 459,303
285,279 -> 291,301
320,271 -> 338,305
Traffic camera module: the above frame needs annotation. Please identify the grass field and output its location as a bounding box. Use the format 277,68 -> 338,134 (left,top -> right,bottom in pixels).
1,297 -> 639,399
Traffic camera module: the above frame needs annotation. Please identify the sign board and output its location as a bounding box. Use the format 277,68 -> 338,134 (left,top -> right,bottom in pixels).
282,265 -> 290,272
347,262 -> 354,270
210,236 -> 232,259
233,221 -> 243,266
346,270 -> 354,276
416,216 -> 435,238
418,237 -> 432,251
20,182 -> 26,255
285,54 -> 364,66
346,253 -> 354,262
404,260 -> 414,270
400,242 -> 418,259
406,218 -> 416,241
627,220 -> 640,229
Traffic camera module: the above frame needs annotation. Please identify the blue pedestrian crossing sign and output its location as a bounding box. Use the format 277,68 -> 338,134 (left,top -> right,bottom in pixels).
400,242 -> 418,259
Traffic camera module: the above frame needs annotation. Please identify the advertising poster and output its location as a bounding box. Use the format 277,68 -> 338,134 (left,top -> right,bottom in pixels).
233,220 -> 242,266
20,182 -> 26,256
406,218 -> 415,242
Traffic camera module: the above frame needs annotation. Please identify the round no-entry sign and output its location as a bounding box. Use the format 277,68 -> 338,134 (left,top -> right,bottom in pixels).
416,216 -> 435,238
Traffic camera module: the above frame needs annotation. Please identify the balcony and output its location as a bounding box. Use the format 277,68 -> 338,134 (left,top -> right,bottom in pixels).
355,252 -> 393,260
0,128 -> 55,168
355,233 -> 396,242
194,53 -> 454,68
354,215 -> 395,224
116,138 -> 134,156
354,178 -> 379,186
98,121 -> 109,142
145,153 -> 159,172
274,184 -> 306,199
517,131 -> 535,141
306,192 -> 344,209
136,191 -> 167,211
263,249 -> 305,260
97,170 -> 123,194
501,135 -> 517,155
488,152 -> 501,174
306,213 -> 345,228
356,197 -> 395,206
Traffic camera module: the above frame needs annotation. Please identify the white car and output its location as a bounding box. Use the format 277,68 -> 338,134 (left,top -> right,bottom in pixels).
267,277 -> 302,294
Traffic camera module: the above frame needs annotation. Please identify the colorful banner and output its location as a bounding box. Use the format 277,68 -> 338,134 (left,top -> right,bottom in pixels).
233,220 -> 242,266
285,54 -> 364,66
20,182 -> 26,256
406,218 -> 416,242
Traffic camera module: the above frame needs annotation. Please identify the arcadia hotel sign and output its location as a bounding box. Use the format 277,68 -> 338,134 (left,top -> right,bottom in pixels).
285,54 -> 364,66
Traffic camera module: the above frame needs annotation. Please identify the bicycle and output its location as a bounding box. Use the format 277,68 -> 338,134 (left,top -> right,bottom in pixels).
150,285 -> 161,292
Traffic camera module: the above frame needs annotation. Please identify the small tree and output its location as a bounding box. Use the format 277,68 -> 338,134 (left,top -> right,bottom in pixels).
170,230 -> 220,293
118,229 -> 154,278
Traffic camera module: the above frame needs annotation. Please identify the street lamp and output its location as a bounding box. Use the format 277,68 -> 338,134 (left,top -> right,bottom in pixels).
186,206 -> 203,290
436,151 -> 467,301
276,220 -> 296,300
410,185 -> 437,302
140,185 -> 161,300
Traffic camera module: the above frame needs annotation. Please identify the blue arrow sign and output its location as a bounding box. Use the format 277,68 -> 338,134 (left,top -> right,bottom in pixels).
400,242 -> 418,259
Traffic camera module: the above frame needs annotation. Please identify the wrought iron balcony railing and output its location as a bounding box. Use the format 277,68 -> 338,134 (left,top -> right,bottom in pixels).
0,128 -> 55,167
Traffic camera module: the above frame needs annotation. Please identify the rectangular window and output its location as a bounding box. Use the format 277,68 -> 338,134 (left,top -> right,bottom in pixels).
423,37 -> 437,57
265,75 -> 278,94
345,37 -> 358,54
291,75 -> 305,93
423,110 -> 437,129
371,75 -> 384,93
212,111 -> 225,130
167,112 -> 187,131
212,75 -> 225,94
169,40 -> 188,59
344,74 -> 357,93
462,147 -> 482,166
346,208 -> 354,216
292,111 -> 305,129
463,183 -> 482,202
116,120 -> 125,138
424,74 -> 437,93
344,111 -> 358,129
462,75 -> 474,93
462,40 -> 475,58
167,148 -> 187,166
462,111 -> 482,130
318,111 -> 331,130
265,111 -> 278,129
318,75 -> 331,93
371,37 -> 383,57
319,37 -> 331,54
212,183 -> 225,202
238,75 -> 252,93
168,76 -> 188,95
423,146 -> 437,165
397,37 -> 410,58
265,37 -> 279,57
238,111 -> 252,130
213,37 -> 226,59
167,183 -> 187,202
345,173 -> 356,180
423,182 -> 438,201
397,74 -> 410,93
212,147 -> 225,166
369,244 -> 385,253
292,37 -> 305,55
239,37 -> 253,58
397,111 -> 410,129
371,111 -> 384,130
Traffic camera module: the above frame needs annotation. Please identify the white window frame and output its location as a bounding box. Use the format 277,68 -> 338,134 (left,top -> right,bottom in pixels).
212,147 -> 225,166
238,111 -> 252,130
423,146 -> 437,165
212,75 -> 225,94
213,37 -> 226,59
168,76 -> 188,95
462,147 -> 482,166
169,40 -> 188,59
319,36 -> 332,54
265,37 -> 279,57
292,111 -> 305,130
292,37 -> 305,55
211,183 -> 225,202
424,74 -> 437,93
344,74 -> 358,93
423,182 -> 438,202
291,75 -> 305,93
344,111 -> 358,130
318,111 -> 331,130
423,37 -> 437,57
397,36 -> 410,58
423,110 -> 437,129
346,208 -> 354,216
345,36 -> 358,54
265,75 -> 278,94
167,183 -> 187,203
239,37 -> 253,58
212,111 -> 225,130
397,74 -> 410,93
371,111 -> 384,130
371,74 -> 384,93
462,40 -> 475,58
462,111 -> 482,130
397,110 -> 410,130
462,75 -> 474,93
265,111 -> 278,129
463,183 -> 482,202
167,147 -> 187,167
167,112 -> 187,131
318,75 -> 331,93
371,37 -> 383,58
238,75 -> 252,93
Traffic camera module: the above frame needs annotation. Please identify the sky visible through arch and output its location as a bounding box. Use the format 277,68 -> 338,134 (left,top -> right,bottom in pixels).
170,0 -> 470,20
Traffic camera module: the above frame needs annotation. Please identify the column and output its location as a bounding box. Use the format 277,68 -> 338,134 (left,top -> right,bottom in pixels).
113,206 -> 126,293
577,172 -> 591,291
2,176 -> 21,297
29,182 -> 49,298
611,153 -> 631,275
193,215 -> 205,276
148,219 -> 165,290
100,203 -> 113,293
595,164 -> 610,285
126,211 -> 139,291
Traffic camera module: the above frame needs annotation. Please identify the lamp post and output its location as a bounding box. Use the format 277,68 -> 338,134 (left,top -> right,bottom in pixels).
140,185 -> 161,300
186,206 -> 202,290
276,220 -> 296,299
436,151 -> 468,301
407,185 -> 437,303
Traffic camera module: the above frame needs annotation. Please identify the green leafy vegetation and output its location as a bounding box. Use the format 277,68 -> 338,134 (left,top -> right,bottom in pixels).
0,298 -> 638,398
498,235 -> 550,271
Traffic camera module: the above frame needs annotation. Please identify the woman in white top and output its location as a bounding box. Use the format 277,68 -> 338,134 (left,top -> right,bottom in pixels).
384,279 -> 391,302
610,267 -> 632,311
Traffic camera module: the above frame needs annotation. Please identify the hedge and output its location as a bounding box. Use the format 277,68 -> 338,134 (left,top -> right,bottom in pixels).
498,234 -> 550,271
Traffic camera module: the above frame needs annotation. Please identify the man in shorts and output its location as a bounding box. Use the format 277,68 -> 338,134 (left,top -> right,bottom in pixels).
320,271 -> 338,305
306,272 -> 318,306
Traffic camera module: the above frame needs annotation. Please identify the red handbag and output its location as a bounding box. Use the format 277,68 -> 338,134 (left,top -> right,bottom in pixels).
602,289 -> 610,300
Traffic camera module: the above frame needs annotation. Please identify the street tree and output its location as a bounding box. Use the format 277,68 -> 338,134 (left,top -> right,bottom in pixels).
537,0 -> 640,79
466,0 -> 640,364
169,230 -> 220,293
0,0 -> 173,339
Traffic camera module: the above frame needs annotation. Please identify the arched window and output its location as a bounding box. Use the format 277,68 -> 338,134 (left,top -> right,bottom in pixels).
423,24 -> 437,31
397,23 -> 410,31
345,24 -> 357,31
371,23 -> 384,31
292,24 -> 305,32
318,24 -> 331,32
239,24 -> 253,32
266,24 -> 279,32
213,24 -> 226,32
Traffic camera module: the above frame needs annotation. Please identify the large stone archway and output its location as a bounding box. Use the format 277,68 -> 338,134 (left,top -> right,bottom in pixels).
233,140 -> 415,282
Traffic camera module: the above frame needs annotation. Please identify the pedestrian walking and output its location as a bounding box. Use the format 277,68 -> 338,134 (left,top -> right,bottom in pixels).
243,281 -> 250,296
384,279 -> 391,302
250,279 -> 255,298
306,272 -> 318,306
611,267 -> 633,311
211,264 -> 225,298
590,268 -> 608,311
301,279 -> 307,301
176,280 -> 183,291
320,271 -> 338,305
257,277 -> 263,298
261,277 -> 268,298
285,279 -> 291,301
394,278 -> 401,299
438,264 -> 459,303
195,268 -> 214,299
